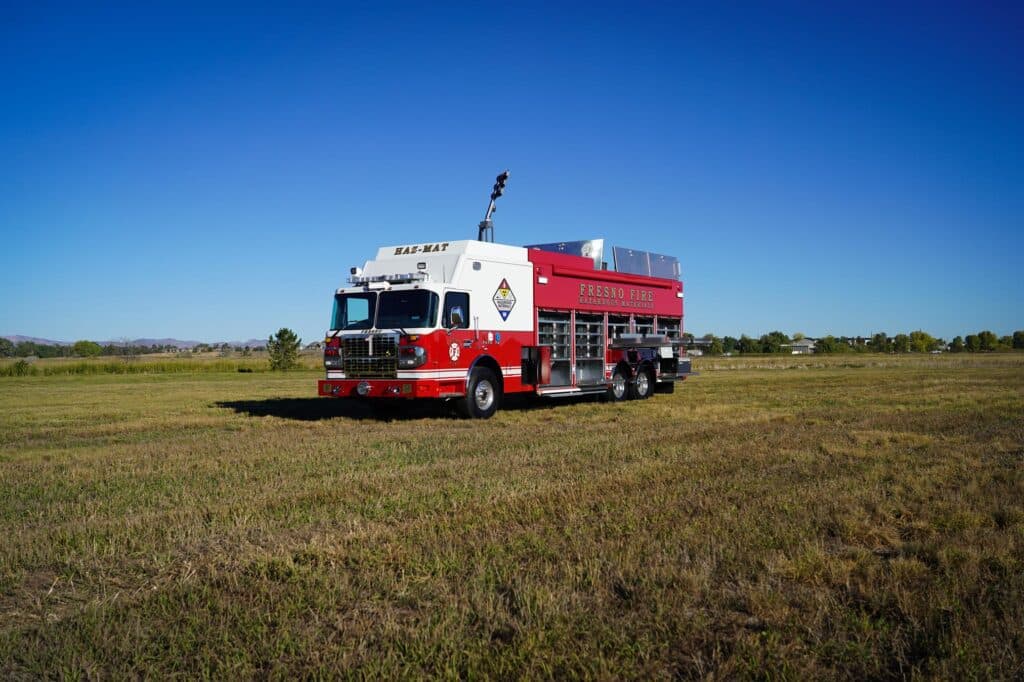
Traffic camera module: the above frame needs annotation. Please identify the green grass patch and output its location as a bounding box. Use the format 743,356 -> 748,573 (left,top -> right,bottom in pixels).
1,356 -> 1022,677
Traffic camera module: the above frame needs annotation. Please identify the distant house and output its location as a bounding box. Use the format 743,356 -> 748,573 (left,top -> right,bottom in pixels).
305,341 -> 323,351
687,336 -> 715,350
782,339 -> 816,355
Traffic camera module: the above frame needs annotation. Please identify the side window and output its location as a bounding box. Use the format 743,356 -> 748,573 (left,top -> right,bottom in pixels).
443,292 -> 470,329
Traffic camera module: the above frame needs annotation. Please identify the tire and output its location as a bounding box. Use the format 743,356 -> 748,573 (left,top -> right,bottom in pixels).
631,367 -> 655,400
609,366 -> 629,402
463,367 -> 501,419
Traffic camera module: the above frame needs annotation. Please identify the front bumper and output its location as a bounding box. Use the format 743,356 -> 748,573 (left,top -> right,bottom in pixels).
318,378 -> 465,399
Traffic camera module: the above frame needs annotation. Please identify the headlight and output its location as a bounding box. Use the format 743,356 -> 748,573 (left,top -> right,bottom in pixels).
398,345 -> 427,368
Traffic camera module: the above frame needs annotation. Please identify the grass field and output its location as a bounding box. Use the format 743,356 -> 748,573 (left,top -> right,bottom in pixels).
1,355 -> 1022,678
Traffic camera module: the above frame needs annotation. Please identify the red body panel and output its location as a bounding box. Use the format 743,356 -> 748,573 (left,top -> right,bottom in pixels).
527,249 -> 683,318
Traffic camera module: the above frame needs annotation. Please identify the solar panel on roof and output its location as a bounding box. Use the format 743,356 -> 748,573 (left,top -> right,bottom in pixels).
524,239 -> 604,270
649,253 -> 681,279
612,246 -> 680,279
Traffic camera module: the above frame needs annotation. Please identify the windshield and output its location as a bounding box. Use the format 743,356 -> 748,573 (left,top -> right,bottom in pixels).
331,293 -> 376,330
331,290 -> 439,331
377,290 -> 438,329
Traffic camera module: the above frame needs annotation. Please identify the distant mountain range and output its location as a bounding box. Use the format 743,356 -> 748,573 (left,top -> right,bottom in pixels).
2,335 -> 267,349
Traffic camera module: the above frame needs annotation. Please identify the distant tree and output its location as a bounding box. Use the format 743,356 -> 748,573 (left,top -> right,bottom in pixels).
1014,331 -> 1024,349
815,335 -> 841,354
949,336 -> 964,353
72,340 -> 103,357
737,334 -> 760,354
31,344 -> 60,358
892,334 -> 911,353
998,335 -> 1012,349
978,330 -> 998,352
267,328 -> 301,370
759,331 -> 790,354
15,341 -> 38,357
707,336 -> 724,355
965,334 -> 981,352
791,332 -> 805,341
722,336 -> 738,354
0,338 -> 13,357
869,332 -> 889,353
909,330 -> 937,353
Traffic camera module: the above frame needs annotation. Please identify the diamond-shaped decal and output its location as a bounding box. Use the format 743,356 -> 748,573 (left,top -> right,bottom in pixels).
493,278 -> 516,321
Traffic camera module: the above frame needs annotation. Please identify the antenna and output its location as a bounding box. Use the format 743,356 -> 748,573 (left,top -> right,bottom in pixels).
478,169 -> 510,242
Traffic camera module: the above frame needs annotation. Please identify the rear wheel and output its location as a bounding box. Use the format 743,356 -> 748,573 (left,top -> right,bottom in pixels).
631,367 -> 655,400
609,367 -> 629,402
463,367 -> 501,419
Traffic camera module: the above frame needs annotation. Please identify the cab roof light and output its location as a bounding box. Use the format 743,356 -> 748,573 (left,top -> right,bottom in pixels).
349,272 -> 429,285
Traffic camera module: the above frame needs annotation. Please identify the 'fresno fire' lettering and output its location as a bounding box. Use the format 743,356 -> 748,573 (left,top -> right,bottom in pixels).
577,282 -> 655,309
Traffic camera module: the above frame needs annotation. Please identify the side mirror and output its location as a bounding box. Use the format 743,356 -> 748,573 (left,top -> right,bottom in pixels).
449,305 -> 464,329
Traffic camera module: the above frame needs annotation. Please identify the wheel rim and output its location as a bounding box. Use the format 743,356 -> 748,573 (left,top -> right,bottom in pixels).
612,373 -> 626,399
636,372 -> 649,396
474,379 -> 494,411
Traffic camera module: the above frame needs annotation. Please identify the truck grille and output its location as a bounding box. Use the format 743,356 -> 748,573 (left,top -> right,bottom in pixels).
342,334 -> 398,378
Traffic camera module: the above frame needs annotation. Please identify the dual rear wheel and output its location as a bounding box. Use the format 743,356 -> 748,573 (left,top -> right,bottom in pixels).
462,364 -> 655,417
610,365 -> 655,402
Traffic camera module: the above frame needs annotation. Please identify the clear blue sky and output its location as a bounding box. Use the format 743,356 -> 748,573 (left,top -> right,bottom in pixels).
2,2 -> 1021,343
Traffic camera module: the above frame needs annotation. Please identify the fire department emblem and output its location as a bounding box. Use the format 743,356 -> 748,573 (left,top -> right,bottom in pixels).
449,342 -> 460,362
493,278 -> 516,321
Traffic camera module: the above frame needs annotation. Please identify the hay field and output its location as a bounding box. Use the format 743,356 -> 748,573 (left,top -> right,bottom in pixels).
1,355 -> 1022,678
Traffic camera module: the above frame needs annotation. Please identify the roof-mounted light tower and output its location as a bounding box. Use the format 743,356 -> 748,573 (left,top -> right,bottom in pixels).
477,169 -> 509,242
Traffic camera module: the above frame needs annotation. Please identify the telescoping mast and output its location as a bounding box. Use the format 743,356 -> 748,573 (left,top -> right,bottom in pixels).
319,170 -> 691,418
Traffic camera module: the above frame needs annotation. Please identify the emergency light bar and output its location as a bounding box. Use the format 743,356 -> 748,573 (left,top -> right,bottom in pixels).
349,272 -> 430,285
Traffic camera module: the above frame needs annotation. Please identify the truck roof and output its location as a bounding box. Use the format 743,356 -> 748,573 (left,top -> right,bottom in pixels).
374,240 -> 526,263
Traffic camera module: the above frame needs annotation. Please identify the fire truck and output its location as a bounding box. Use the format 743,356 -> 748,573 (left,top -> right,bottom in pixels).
318,172 -> 691,418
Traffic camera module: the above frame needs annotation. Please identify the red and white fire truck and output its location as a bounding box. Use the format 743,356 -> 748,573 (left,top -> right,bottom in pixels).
318,173 -> 691,418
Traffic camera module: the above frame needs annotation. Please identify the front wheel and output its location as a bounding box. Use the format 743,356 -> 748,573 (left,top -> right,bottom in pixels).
462,367 -> 501,419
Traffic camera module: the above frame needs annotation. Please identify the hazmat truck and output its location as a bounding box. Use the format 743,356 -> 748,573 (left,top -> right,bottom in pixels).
318,171 -> 691,418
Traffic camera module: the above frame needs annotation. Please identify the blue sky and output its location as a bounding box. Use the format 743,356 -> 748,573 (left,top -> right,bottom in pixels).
2,2 -> 1021,343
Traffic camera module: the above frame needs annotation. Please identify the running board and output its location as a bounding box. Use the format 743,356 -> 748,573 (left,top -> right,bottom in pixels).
536,385 -> 608,398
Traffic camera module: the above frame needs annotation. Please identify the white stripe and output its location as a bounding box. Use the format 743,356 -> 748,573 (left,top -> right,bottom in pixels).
396,370 -> 468,379
330,368 -> 522,380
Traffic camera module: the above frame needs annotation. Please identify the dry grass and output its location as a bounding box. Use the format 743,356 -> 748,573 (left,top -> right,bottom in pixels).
1,355 -> 1021,678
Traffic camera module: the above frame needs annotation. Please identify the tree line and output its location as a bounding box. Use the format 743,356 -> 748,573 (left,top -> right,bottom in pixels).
0,339 -> 259,359
4,328 -> 1022,360
689,330 -> 1024,355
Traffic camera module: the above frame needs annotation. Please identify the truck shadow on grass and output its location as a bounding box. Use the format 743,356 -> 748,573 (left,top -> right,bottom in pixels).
215,395 -> 594,422
215,398 -> 432,421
